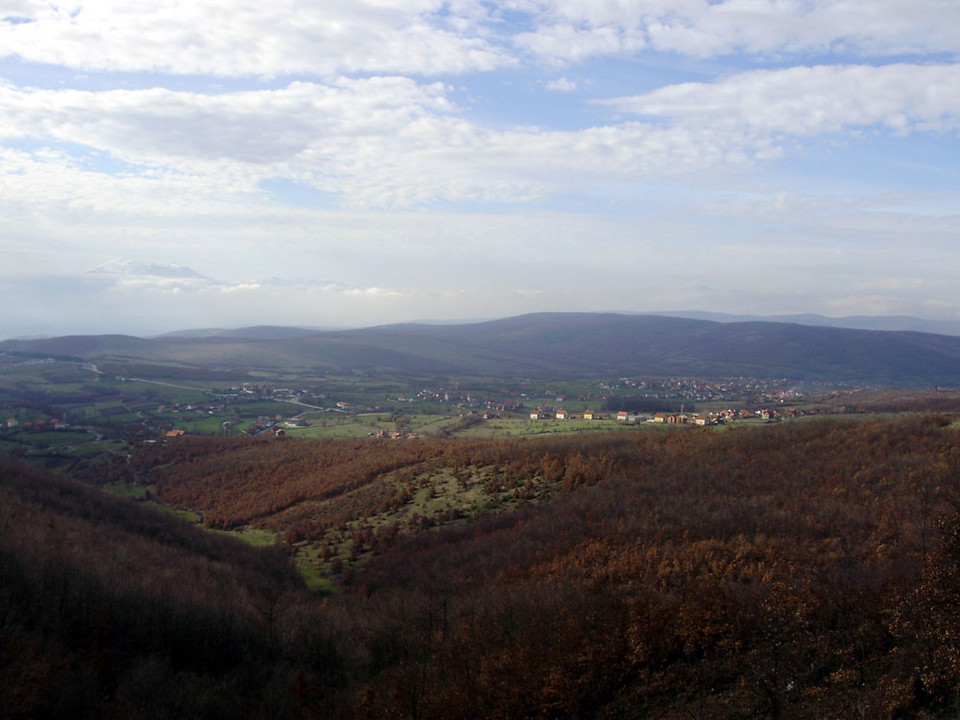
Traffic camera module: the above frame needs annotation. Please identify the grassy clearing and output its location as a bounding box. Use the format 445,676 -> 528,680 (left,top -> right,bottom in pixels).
0,363 -> 93,388
9,430 -> 97,448
0,437 -> 23,453
211,526 -> 278,548
456,417 -> 642,439
103,476 -> 339,592
165,507 -> 202,523
230,400 -> 305,418
102,480 -> 200,522
169,414 -> 231,434
105,480 -> 153,500
292,548 -> 339,593
115,384 -> 211,406
279,413 -> 660,440
287,416 -> 380,439
289,462 -> 546,581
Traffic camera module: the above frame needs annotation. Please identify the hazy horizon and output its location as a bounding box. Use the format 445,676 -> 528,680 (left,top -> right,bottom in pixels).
6,309 -> 960,343
2,2 -> 959,339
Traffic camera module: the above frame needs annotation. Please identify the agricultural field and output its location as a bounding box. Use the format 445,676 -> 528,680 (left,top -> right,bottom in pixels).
1,355 -> 958,496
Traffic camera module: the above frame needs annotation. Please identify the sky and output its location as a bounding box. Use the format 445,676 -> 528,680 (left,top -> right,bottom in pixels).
1,1 -> 959,338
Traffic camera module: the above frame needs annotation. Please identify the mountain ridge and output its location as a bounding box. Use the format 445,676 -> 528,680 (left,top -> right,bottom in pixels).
649,310 -> 960,336
3,312 -> 960,387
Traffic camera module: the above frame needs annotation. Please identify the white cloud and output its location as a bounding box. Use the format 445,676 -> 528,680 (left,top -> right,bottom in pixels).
0,77 -> 456,166
515,22 -> 646,64
2,186 -> 958,336
600,63 -> 960,141
88,259 -> 213,280
0,145 -> 262,221
510,0 -> 960,63
0,78 -> 682,209
0,1 -> 511,76
0,79 -> 514,208
1,2 -> 959,335
6,1 -> 954,81
2,62 -> 958,216
84,258 -> 262,294
544,77 -> 577,91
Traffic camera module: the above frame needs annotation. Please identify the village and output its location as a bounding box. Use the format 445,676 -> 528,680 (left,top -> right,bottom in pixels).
0,355 -> 870,452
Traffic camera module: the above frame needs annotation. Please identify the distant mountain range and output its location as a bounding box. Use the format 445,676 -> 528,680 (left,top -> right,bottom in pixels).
649,311 -> 960,337
4,313 -> 960,387
155,326 -> 328,341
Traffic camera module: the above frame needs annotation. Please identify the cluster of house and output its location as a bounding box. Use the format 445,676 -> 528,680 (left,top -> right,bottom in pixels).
529,409 -> 612,421
157,402 -> 224,415
528,407 -> 782,425
373,429 -> 420,440
6,417 -> 69,430
0,356 -> 55,370
245,420 -> 287,437
528,409 -> 711,424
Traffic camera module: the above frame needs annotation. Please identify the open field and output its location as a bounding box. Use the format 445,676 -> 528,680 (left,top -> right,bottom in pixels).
5,356 -> 960,447
4,355 -> 960,519
456,417 -> 646,438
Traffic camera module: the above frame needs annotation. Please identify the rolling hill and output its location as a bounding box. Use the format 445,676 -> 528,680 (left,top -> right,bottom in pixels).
653,310 -> 960,336
4,312 -> 960,386
9,416 -> 960,717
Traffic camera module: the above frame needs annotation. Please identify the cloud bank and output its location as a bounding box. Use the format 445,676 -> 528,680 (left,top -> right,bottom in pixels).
1,1 -> 958,336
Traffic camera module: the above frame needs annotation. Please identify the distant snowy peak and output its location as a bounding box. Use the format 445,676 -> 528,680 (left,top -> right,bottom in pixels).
88,260 -> 214,281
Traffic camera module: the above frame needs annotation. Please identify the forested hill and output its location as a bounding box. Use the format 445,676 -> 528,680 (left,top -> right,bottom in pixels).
5,416 -> 960,717
4,312 -> 960,386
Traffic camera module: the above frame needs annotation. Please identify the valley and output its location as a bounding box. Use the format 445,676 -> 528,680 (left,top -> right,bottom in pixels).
4,314 -> 960,717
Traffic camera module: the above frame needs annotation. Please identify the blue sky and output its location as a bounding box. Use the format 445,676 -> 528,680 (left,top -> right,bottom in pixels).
1,1 -> 958,337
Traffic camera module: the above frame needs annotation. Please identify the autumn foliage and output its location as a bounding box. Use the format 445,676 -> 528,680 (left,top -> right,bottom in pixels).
5,415 -> 960,717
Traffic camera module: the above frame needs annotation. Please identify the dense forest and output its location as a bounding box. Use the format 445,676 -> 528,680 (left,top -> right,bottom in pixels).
4,415 -> 960,717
